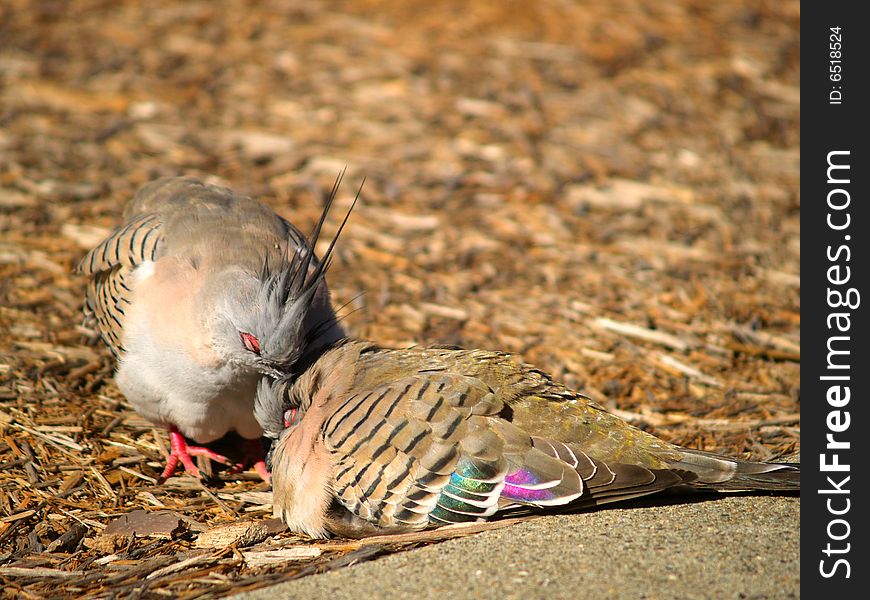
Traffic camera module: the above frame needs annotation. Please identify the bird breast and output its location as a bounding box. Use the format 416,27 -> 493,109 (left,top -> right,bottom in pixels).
270,407 -> 335,539
114,258 -> 262,442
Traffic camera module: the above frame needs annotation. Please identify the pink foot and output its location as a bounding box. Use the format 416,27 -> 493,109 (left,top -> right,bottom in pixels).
158,428 -> 233,482
236,438 -> 271,484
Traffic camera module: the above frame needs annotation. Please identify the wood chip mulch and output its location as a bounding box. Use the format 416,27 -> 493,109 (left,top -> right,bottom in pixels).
1,0 -> 798,598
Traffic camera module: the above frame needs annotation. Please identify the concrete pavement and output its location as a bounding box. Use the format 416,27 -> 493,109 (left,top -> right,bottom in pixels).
233,493 -> 799,600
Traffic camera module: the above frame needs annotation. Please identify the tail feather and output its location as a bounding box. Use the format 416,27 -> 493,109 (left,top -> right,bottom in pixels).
671,448 -> 800,491
529,438 -> 698,508
577,466 -> 695,506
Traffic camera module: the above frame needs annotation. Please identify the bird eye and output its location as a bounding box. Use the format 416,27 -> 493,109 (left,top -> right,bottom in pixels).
240,332 -> 261,354
283,407 -> 300,427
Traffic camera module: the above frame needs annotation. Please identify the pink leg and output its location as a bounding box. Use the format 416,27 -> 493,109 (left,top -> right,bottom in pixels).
242,438 -> 271,484
158,428 -> 233,483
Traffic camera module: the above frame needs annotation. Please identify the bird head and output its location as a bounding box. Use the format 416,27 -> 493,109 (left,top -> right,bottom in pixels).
211,172 -> 359,380
254,375 -> 307,470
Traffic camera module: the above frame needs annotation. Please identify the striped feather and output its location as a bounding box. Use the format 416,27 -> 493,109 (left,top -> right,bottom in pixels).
77,213 -> 163,357
314,371 -> 695,531
77,213 -> 163,275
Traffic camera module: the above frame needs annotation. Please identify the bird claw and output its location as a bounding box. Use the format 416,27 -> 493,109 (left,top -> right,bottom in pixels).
157,429 -> 233,483
157,429 -> 271,484
226,438 -> 271,484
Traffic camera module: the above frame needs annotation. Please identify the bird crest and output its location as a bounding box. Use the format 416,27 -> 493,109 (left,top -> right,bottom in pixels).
253,169 -> 361,377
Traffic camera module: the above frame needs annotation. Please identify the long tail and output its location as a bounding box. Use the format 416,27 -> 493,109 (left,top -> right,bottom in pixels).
669,448 -> 800,491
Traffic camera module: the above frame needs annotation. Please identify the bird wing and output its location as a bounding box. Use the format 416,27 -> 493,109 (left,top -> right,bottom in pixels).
353,345 -> 690,470
321,371 -> 692,532
76,212 -> 164,357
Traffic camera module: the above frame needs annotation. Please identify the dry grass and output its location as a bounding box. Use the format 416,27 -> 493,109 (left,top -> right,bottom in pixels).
1,0 -> 799,597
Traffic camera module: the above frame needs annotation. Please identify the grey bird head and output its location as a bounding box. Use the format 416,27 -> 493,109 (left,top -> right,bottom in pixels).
255,376 -> 289,441
256,374 -> 307,471
214,172 -> 359,381
256,376 -> 285,474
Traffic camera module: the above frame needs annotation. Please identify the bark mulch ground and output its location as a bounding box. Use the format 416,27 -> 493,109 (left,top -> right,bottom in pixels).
1,1 -> 799,597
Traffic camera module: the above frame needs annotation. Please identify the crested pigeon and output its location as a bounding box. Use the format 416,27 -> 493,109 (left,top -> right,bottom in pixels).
76,175 -> 346,481
252,198 -> 800,539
